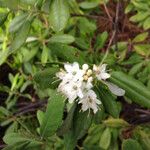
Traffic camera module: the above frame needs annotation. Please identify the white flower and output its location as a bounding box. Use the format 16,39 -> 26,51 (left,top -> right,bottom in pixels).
64,62 -> 84,82
56,62 -> 125,114
79,90 -> 101,114
82,77 -> 93,92
58,80 -> 83,103
93,64 -> 110,80
56,62 -> 87,103
56,69 -> 67,80
57,62 -> 84,83
82,64 -> 89,71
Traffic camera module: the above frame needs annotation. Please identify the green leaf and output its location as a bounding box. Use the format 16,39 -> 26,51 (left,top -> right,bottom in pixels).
10,73 -> 19,91
72,108 -> 92,140
0,12 -> 8,26
2,141 -> 30,150
79,2 -> 99,9
10,20 -> 31,52
94,31 -> 108,51
49,0 -> 70,32
122,139 -> 143,150
98,88 -> 120,118
130,12 -> 149,22
42,0 -> 52,13
129,62 -> 143,76
138,130 -> 150,150
41,45 -> 49,64
0,0 -> 20,10
5,122 -> 18,135
64,132 -> 76,150
77,18 -> 96,37
3,132 -> 42,149
20,0 -> 37,5
1,118 -> 13,126
33,67 -> 59,89
22,47 -> 38,62
3,140 -> 42,150
125,3 -> 133,14
134,44 -> 150,56
40,90 -> 65,138
99,128 -> 111,150
37,110 -> 44,126
0,50 -> 9,66
84,124 -> 105,146
132,1 -> 149,10
9,13 -> 28,33
143,17 -> 150,30
132,32 -> 148,43
48,43 -> 85,64
93,106 -> 105,124
103,118 -> 129,128
57,103 -> 77,136
0,106 -> 10,116
3,133 -> 29,144
24,141 -> 42,150
64,106 -> 93,150
67,0 -> 83,14
49,34 -> 75,44
75,38 -> 90,50
110,71 -> 150,108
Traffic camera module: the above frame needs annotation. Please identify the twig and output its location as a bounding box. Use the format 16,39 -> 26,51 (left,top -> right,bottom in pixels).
135,109 -> 150,115
15,108 -> 39,117
100,30 -> 116,65
14,99 -> 47,116
100,1 -> 120,64
0,144 -> 6,149
103,4 -> 113,23
16,102 -> 29,107
132,116 -> 150,125
113,1 -> 120,51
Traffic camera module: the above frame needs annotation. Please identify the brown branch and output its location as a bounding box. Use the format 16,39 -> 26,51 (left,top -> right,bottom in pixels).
132,116 -> 150,125
0,144 -> 6,149
113,1 -> 120,51
135,109 -> 150,115
14,99 -> 47,116
100,30 -> 116,64
103,3 -> 113,23
14,108 -> 38,117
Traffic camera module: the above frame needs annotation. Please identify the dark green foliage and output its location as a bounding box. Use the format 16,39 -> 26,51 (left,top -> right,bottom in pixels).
0,0 -> 150,150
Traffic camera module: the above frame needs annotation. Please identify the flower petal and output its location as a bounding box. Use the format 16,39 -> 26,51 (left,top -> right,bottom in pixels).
64,63 -> 72,72
97,73 -> 110,80
105,81 -> 125,96
99,64 -> 107,73
77,90 -> 84,98
93,64 -> 98,72
82,64 -> 89,71
82,103 -> 88,111
73,62 -> 80,70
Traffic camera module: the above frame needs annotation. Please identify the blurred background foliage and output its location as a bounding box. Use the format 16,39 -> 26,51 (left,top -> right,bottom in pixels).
0,0 -> 150,150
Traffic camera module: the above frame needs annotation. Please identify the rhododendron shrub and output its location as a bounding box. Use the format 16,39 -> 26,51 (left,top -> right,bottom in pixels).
0,0 -> 150,150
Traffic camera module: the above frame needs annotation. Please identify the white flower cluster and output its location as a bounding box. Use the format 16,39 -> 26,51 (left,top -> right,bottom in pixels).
56,62 -> 125,114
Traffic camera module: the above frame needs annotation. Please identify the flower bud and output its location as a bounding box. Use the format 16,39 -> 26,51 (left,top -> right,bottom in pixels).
87,69 -> 92,76
93,64 -> 98,72
83,75 -> 88,81
82,64 -> 89,71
